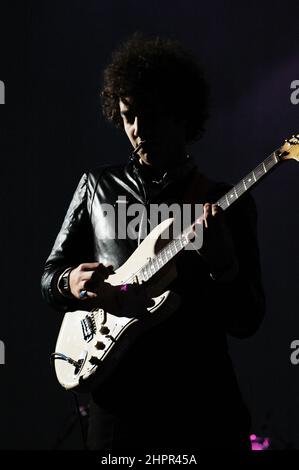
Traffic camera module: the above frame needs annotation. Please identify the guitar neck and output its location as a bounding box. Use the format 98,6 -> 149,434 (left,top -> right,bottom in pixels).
216,148 -> 281,211
133,148 -> 282,285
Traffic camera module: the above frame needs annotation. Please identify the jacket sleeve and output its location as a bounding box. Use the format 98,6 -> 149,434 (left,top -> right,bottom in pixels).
41,172 -> 96,312
215,193 -> 266,338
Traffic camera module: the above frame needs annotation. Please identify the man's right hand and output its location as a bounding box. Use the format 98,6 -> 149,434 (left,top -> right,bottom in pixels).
69,262 -> 153,317
69,262 -> 114,300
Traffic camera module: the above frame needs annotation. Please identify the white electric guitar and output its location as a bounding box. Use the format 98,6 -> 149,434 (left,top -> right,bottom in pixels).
52,135 -> 299,392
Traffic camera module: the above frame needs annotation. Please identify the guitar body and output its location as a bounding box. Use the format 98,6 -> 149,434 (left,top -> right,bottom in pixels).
54,218 -> 181,392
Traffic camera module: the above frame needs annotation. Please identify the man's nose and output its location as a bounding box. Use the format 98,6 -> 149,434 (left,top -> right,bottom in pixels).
132,115 -> 151,139
132,116 -> 139,138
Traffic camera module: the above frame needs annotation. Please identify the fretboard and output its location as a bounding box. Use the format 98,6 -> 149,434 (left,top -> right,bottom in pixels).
217,149 -> 281,210
127,149 -> 282,285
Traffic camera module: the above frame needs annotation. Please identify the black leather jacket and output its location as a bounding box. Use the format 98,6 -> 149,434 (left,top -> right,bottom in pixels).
41,157 -> 265,442
42,156 -> 264,331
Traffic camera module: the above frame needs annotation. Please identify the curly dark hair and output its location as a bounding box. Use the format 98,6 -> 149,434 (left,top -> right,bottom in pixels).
101,34 -> 210,142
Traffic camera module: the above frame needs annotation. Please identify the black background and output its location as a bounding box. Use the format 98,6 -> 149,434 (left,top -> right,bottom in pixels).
0,0 -> 298,451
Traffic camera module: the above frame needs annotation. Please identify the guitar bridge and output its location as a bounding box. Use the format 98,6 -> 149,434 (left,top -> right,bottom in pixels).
81,313 -> 96,342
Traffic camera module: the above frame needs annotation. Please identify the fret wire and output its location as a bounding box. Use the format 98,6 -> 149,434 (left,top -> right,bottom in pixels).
169,243 -> 174,256
255,163 -> 264,174
265,160 -> 272,171
152,258 -> 157,276
143,267 -> 148,281
148,260 -> 153,277
147,264 -> 152,279
218,198 -> 227,210
148,260 -> 153,275
178,237 -> 185,249
146,264 -> 150,278
254,168 -> 264,178
150,260 -> 155,275
145,262 -> 150,277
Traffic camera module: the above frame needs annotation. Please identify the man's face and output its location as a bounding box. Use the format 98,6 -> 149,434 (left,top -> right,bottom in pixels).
119,96 -> 186,168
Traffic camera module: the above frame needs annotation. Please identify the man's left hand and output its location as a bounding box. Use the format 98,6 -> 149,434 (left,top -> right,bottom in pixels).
194,203 -> 238,281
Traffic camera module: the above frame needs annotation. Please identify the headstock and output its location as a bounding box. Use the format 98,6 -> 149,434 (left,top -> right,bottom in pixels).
279,134 -> 299,162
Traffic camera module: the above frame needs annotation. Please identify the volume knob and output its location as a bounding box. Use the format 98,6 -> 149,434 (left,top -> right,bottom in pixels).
100,326 -> 110,335
95,341 -> 106,350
